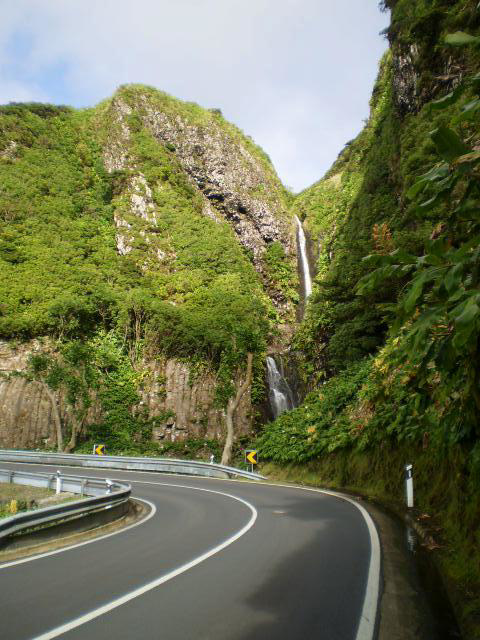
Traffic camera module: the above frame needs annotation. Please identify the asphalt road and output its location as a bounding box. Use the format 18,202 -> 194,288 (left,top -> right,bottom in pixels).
0,463 -> 379,640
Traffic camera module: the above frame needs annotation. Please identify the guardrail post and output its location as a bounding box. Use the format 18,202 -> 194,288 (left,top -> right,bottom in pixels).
56,470 -> 62,495
106,479 -> 113,494
80,479 -> 87,496
8,471 -> 13,484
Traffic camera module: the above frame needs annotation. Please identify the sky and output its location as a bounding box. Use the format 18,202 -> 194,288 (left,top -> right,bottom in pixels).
0,1 -> 389,192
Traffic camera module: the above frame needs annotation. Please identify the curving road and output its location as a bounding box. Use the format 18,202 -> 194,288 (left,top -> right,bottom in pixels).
0,463 -> 380,640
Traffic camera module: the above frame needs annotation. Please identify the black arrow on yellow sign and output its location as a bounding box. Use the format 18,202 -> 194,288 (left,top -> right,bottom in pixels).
245,450 -> 258,465
94,444 -> 106,456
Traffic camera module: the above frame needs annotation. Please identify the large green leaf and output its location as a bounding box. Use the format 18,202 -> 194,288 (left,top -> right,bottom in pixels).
445,31 -> 480,46
471,71 -> 480,88
455,303 -> 480,326
406,163 -> 449,199
389,248 -> 416,264
445,263 -> 464,293
430,126 -> 469,162
404,272 -> 428,313
430,85 -> 465,110
454,98 -> 480,123
452,303 -> 478,348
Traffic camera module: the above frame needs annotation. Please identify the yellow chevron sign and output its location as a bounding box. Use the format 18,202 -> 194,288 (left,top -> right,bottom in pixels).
245,450 -> 258,465
94,444 -> 106,456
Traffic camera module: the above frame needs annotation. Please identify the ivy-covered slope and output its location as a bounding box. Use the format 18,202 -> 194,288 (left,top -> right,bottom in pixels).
259,1 -> 480,634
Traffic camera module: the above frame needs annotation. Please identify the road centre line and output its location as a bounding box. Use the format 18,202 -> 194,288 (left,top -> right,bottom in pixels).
30,485 -> 258,640
1,463 -> 380,640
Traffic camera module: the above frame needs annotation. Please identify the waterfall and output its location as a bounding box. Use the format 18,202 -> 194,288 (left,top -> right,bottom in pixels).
295,215 -> 312,299
266,356 -> 295,419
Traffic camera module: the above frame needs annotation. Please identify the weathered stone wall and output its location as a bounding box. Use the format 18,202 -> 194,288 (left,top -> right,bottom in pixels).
143,358 -> 251,444
0,340 -> 252,449
0,340 -> 59,449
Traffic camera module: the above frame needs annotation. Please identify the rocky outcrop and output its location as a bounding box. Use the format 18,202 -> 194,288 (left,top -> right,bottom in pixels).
140,101 -> 294,271
391,43 -> 420,115
0,341 -> 251,449
102,91 -> 296,313
0,340 -> 65,449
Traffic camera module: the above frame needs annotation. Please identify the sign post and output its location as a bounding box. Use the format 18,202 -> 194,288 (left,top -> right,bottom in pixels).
93,443 -> 106,456
245,449 -> 258,473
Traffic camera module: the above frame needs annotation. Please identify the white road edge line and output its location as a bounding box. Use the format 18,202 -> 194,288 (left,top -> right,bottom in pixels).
30,484 -> 258,640
2,462 -> 380,640
264,482 -> 381,640
129,477 -> 380,640
0,497 -> 157,569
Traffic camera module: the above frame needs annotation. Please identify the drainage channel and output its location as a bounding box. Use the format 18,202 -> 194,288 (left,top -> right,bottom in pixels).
366,499 -> 461,640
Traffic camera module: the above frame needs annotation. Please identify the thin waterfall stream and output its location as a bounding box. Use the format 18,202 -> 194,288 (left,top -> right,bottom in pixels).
266,356 -> 295,419
265,217 -> 312,420
295,215 -> 312,299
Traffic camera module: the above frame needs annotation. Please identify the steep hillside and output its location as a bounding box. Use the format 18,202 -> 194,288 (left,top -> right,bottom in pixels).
0,88 -> 297,455
259,1 -> 480,635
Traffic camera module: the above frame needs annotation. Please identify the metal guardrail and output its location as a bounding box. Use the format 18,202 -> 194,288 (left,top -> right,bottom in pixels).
0,450 -> 266,481
0,468 -> 131,541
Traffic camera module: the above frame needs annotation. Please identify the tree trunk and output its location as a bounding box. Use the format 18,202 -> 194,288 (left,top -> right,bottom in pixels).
221,353 -> 253,467
64,413 -> 81,453
40,382 -> 63,452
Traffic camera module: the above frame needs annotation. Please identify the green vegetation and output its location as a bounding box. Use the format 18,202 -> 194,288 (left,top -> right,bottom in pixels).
114,84 -> 291,216
0,483 -> 72,519
264,241 -> 299,305
0,88 -> 278,452
259,4 -> 480,634
1,2 -> 479,630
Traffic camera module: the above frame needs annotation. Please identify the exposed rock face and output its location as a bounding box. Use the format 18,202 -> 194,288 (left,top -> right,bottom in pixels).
0,340 -> 65,449
103,93 -> 296,302
391,43 -> 420,115
103,96 -> 132,173
141,103 -> 294,271
114,173 -> 159,256
0,341 -> 251,449
0,140 -> 18,161
390,41 -> 465,115
143,359 -> 251,444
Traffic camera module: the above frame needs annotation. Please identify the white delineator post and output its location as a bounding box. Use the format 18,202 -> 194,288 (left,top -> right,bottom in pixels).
405,463 -> 414,508
55,470 -> 62,495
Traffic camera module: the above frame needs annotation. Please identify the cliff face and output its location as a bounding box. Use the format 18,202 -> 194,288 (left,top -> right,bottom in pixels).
101,87 -> 297,314
292,0 -> 480,377
0,88 -> 294,452
0,340 -> 251,449
260,5 -> 480,634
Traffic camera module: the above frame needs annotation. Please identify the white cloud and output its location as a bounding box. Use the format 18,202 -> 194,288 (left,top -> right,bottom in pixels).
0,80 -> 49,104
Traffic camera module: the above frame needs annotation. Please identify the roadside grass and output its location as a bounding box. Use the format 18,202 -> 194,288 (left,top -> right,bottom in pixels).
0,483 -> 75,518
